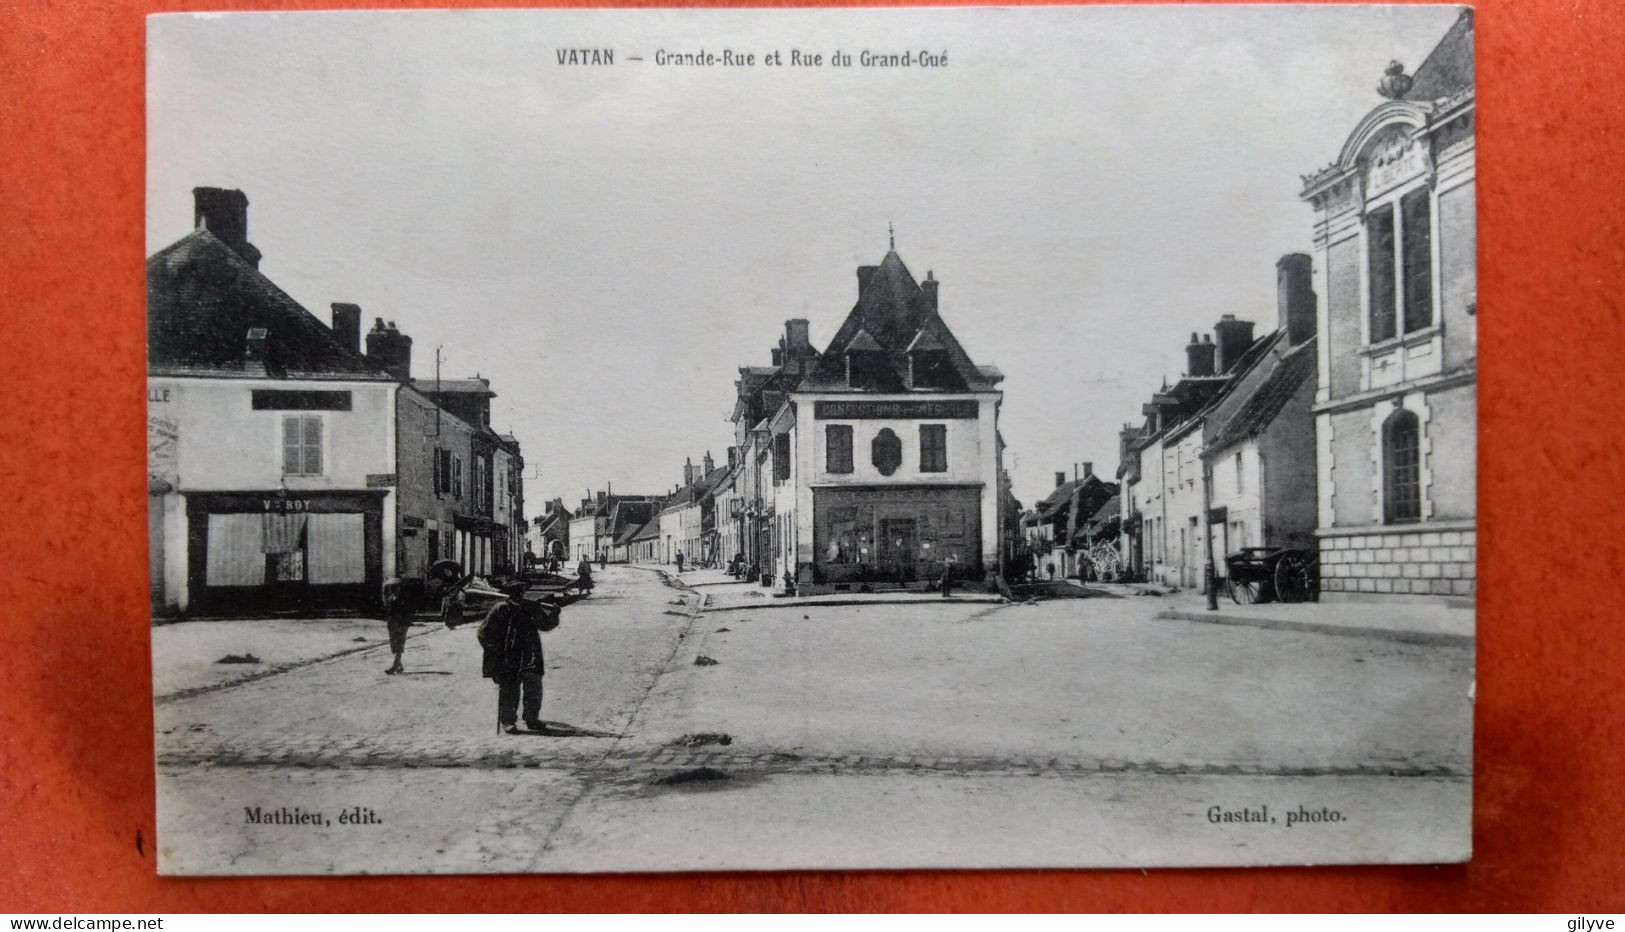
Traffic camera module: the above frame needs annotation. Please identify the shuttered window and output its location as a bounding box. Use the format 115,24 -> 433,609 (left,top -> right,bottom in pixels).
1401,188 -> 1434,333
825,425 -> 853,474
919,424 -> 948,473
282,415 -> 323,476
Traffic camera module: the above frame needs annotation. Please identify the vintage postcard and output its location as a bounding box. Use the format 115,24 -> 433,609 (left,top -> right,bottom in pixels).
147,5 -> 1477,874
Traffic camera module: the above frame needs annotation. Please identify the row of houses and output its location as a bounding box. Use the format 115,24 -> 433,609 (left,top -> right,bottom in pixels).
555,237 -> 1017,593
1111,11 -> 1477,602
147,188 -> 526,615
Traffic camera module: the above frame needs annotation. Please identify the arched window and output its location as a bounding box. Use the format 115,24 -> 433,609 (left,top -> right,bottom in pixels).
1383,409 -> 1422,523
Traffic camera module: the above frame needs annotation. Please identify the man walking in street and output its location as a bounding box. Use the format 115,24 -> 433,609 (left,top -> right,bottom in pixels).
577,555 -> 593,593
675,549 -> 684,574
477,583 -> 552,734
381,574 -> 447,675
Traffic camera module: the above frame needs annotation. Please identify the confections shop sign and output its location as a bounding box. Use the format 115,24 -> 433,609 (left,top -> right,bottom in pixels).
815,400 -> 978,420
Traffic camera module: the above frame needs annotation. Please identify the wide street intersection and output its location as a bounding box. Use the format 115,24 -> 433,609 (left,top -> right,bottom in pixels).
155,565 -> 1472,873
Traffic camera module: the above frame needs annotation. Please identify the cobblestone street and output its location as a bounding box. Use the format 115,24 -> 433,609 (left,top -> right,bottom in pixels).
155,565 -> 1472,873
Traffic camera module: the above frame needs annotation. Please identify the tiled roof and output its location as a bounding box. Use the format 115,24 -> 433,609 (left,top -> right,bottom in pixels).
631,519 -> 662,541
1206,338 -> 1318,454
147,229 -> 388,380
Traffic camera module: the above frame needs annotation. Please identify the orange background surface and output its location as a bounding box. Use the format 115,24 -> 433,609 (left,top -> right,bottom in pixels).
2,0 -> 1622,913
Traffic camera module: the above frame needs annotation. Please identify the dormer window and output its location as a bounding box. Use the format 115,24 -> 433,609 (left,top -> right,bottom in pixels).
906,328 -> 955,390
844,328 -> 887,390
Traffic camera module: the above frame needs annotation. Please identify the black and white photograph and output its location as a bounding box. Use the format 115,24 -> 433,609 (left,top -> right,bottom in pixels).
146,5 -> 1477,874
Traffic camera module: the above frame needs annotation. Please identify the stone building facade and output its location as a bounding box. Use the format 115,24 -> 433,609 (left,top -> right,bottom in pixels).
1300,10 -> 1476,599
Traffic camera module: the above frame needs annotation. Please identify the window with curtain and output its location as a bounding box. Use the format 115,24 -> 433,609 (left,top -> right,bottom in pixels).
1384,409 -> 1422,523
825,425 -> 853,474
282,415 -> 322,476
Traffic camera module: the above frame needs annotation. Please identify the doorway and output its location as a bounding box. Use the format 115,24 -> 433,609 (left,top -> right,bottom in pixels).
878,518 -> 918,581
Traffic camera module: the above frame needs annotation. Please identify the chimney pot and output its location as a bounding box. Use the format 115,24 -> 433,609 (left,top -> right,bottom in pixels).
1214,316 -> 1257,374
365,317 -> 412,381
856,265 -> 878,293
1276,252 -> 1317,346
330,303 -> 362,354
1186,329 -> 1217,377
192,187 -> 261,267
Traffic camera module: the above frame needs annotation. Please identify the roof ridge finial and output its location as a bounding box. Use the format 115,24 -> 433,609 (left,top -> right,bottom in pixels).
889,221 -> 895,252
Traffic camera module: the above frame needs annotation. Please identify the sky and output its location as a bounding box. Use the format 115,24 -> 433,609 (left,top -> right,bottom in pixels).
148,6 -> 1464,508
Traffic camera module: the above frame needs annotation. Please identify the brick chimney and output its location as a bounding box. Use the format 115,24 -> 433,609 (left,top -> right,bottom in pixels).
684,457 -> 696,487
1185,332 -> 1216,377
1276,253 -> 1317,346
771,347 -> 784,367
703,451 -> 715,475
921,270 -> 939,314
364,317 -> 412,381
1214,315 -> 1256,374
330,303 -> 362,354
856,265 -> 878,294
1055,471 -> 1066,488
192,187 -> 261,268
1082,461 -> 1094,480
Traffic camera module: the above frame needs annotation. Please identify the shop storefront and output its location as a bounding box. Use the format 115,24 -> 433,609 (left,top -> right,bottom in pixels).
810,485 -> 982,585
185,490 -> 385,614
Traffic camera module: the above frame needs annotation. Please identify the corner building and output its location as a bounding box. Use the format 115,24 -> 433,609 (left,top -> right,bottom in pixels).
774,248 -> 1005,591
1299,10 -> 1476,599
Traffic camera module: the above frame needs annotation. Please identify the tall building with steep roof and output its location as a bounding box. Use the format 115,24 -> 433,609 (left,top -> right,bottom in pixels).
766,244 -> 1005,591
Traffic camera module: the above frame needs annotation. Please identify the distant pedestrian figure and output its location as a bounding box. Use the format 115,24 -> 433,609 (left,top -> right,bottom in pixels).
598,550 -> 606,570
381,574 -> 447,675
477,583 -> 557,734
577,556 -> 593,593
940,561 -> 955,598
1046,562 -> 1056,580
675,550 -> 684,573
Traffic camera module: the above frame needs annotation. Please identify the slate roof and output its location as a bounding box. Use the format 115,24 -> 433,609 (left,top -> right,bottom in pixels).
1206,338 -> 1318,455
1405,9 -> 1474,102
799,250 -> 998,394
631,519 -> 662,542
1075,494 -> 1122,540
147,229 -> 389,380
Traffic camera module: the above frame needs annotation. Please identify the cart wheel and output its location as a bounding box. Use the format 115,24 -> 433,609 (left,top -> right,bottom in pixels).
1228,575 -> 1273,605
1273,552 -> 1318,604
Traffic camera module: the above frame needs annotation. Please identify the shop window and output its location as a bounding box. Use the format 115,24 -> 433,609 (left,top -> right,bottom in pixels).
919,424 -> 948,473
826,425 -> 854,474
1383,409 -> 1422,523
282,415 -> 322,476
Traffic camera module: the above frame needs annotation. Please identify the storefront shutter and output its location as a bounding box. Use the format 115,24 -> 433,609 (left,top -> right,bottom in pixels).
205,514 -> 266,586
306,513 -> 365,584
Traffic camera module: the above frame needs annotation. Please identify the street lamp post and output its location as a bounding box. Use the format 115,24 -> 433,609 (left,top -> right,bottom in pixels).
1202,451 -> 1218,611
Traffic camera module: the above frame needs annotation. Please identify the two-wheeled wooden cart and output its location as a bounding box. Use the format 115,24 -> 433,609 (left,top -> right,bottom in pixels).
1223,547 -> 1319,605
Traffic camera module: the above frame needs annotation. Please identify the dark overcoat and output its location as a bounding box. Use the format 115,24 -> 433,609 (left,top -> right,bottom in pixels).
477,600 -> 544,680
